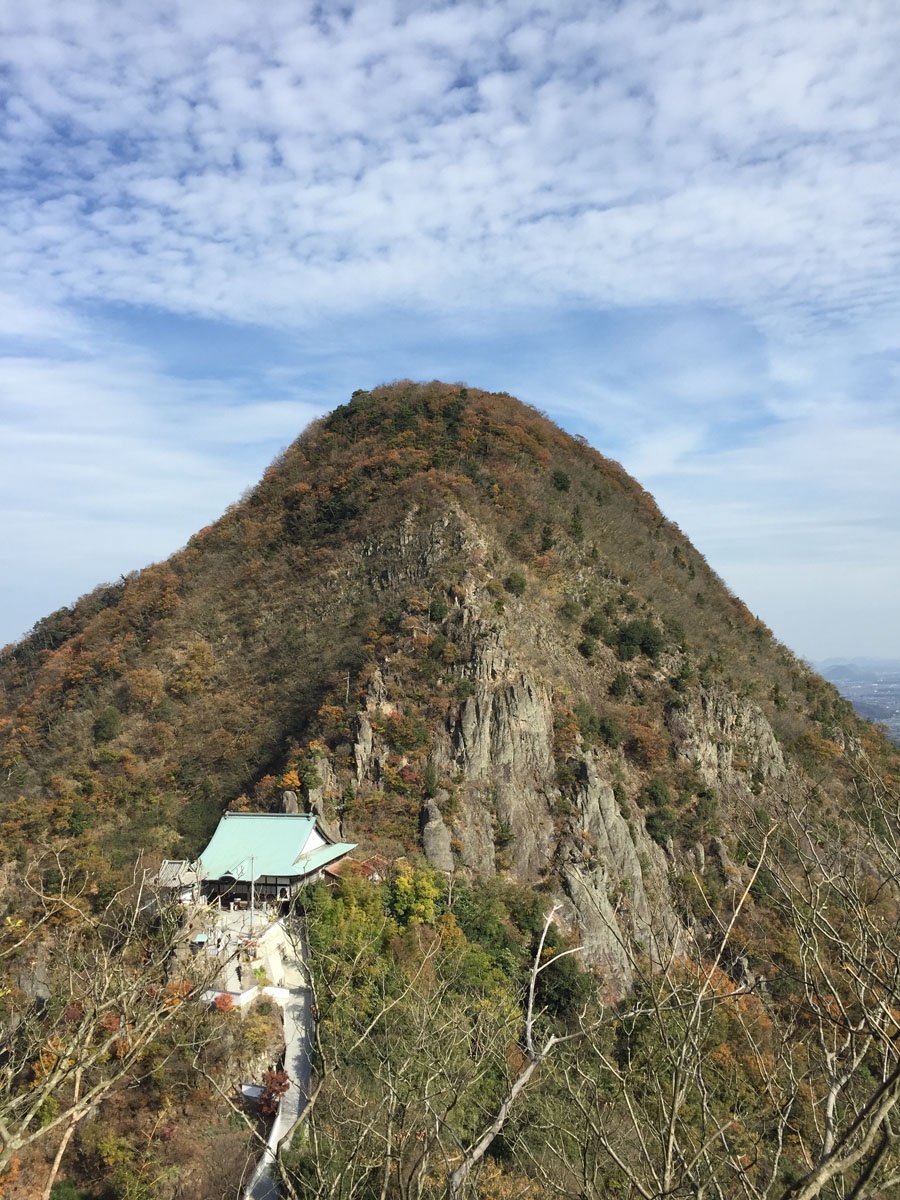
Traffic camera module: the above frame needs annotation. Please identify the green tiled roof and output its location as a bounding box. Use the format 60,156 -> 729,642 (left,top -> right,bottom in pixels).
196,812 -> 355,880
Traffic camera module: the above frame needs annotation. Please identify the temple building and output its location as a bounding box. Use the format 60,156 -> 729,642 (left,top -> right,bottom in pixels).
193,811 -> 356,905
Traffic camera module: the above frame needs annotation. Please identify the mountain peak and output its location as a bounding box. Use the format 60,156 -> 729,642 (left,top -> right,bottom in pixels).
1,382 -> 895,973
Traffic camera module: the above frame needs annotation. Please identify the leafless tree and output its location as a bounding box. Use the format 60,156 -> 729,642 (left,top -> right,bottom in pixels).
0,855 -> 222,1195
508,759 -> 900,1200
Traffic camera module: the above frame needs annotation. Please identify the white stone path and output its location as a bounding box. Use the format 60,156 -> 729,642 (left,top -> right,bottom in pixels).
183,903 -> 314,1199
241,923 -> 313,1200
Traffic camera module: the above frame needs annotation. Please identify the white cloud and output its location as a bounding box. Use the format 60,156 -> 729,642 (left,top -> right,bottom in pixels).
2,0 -> 900,330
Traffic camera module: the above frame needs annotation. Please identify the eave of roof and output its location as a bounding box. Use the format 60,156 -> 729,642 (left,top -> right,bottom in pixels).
293,842 -> 357,876
196,811 -> 355,880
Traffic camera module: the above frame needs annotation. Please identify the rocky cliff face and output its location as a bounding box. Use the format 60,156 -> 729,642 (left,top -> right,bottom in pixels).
670,687 -> 787,790
344,608 -> 675,986
298,506 -> 806,989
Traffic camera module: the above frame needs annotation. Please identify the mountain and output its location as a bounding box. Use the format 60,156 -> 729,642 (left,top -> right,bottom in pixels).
1,380 -> 892,974
5,380 -> 900,1200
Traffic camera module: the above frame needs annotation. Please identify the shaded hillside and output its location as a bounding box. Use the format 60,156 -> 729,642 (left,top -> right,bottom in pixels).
0,382 -> 894,952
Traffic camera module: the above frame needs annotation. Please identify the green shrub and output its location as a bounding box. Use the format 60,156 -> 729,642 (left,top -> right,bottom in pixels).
609,671 -> 630,698
749,865 -> 777,903
614,618 -> 665,662
598,717 -> 622,748
428,632 -> 447,661
494,819 -> 515,849
92,706 -> 121,743
574,703 -> 622,749
388,859 -> 444,926
385,713 -> 429,753
671,661 -> 695,692
423,761 -> 438,799
551,468 -> 571,492
573,702 -> 600,741
638,777 -> 672,809
51,1184 -> 90,1200
582,612 -> 608,638
535,932 -> 591,1016
577,637 -> 596,660
646,806 -> 677,846
504,571 -> 527,597
663,614 -> 687,649
693,785 -> 719,832
428,597 -> 449,622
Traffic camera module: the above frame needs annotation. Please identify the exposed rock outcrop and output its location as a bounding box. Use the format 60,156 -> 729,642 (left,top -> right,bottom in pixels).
421,799 -> 454,872
672,687 -> 786,789
347,583 -> 683,983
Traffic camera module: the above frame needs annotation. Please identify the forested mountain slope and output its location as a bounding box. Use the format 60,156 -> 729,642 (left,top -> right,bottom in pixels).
0,382 -> 885,905
3,381 -> 900,1199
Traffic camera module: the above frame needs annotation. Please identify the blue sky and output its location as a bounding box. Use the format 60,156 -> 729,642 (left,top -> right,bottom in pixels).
2,0 -> 900,660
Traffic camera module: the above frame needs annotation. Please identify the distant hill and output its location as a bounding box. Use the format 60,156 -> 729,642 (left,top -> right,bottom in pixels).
818,657 -> 900,671
817,658 -> 900,745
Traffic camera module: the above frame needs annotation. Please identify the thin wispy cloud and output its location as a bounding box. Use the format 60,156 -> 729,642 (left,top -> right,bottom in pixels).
1,0 -> 899,657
